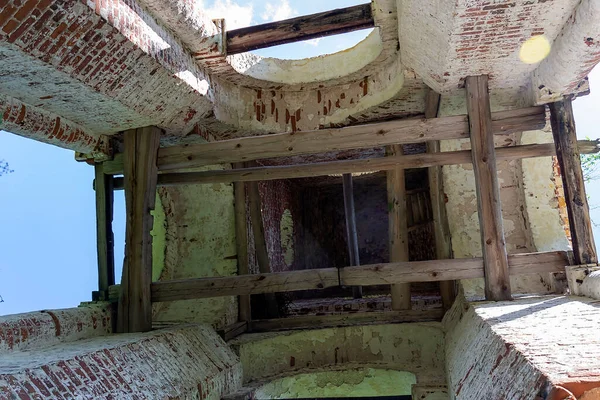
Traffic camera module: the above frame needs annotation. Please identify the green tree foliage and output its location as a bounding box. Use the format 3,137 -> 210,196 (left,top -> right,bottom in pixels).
582,152 -> 600,183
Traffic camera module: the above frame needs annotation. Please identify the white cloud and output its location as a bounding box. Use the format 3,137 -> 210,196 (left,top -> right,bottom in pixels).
203,0 -> 254,30
261,0 -> 296,22
304,38 -> 322,47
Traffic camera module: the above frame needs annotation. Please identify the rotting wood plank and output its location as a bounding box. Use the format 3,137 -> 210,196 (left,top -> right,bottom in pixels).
424,88 -> 456,310
102,106 -> 547,174
153,141 -> 600,185
342,173 -> 363,298
466,75 -> 511,301
233,163 -> 251,324
247,175 -> 279,318
549,97 -> 598,265
217,321 -> 248,341
151,251 -> 568,302
94,163 -> 115,298
226,3 -> 373,54
251,309 -> 445,332
387,144 -> 411,310
117,126 -> 161,333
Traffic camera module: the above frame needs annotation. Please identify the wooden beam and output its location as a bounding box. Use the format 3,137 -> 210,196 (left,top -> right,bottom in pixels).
233,163 -> 251,323
342,173 -> 363,298
251,309 -> 444,332
424,89 -> 456,310
151,251 -> 568,302
226,3 -> 373,54
117,126 -> 160,333
94,163 -> 115,297
387,145 -> 411,310
99,106 -> 545,174
466,75 -> 511,301
549,97 -> 598,265
217,321 -> 248,341
247,177 -> 279,318
154,141 -> 600,185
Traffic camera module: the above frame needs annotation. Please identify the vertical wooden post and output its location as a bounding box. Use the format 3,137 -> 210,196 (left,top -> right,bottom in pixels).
94,163 -> 115,298
342,173 -> 363,299
387,145 -> 411,310
425,89 -> 456,310
233,163 -> 252,324
117,126 -> 161,333
549,97 -> 598,265
466,75 -> 511,301
247,178 -> 279,318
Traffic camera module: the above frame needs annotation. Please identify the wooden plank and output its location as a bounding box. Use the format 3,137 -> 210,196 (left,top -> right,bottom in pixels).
549,97 -> 598,265
155,141 -> 600,185
387,145 -> 411,310
94,163 -> 115,295
151,251 -> 568,302
102,107 -> 547,174
117,126 -> 161,333
247,176 -> 279,318
217,321 -> 248,341
342,173 -> 363,298
424,89 -> 456,310
226,3 -> 373,54
466,75 -> 511,301
233,163 -> 251,323
251,309 -> 444,332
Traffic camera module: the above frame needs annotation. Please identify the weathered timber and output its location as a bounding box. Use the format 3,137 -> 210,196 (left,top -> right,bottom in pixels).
226,3 -> 373,54
217,321 -> 248,341
154,141 -> 600,185
117,126 -> 161,333
247,176 -> 279,318
101,106 -> 546,174
549,97 -> 598,265
233,163 -> 251,323
251,309 -> 444,332
94,163 -> 115,295
424,88 -> 456,310
387,145 -> 411,310
342,173 -> 363,298
466,75 -> 511,301
151,251 -> 568,301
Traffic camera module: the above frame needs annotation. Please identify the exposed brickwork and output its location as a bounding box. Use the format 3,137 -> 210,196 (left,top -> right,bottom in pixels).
0,94 -> 110,157
446,295 -> 600,399
400,0 -> 581,94
0,304 -> 112,353
444,295 -> 548,399
0,0 -> 213,138
0,324 -> 242,399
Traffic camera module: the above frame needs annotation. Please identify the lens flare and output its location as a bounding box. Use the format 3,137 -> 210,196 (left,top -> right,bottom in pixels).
519,35 -> 551,64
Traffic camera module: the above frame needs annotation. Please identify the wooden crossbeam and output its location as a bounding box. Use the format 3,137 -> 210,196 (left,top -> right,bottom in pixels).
108,140 -> 599,190
226,3 -> 374,54
117,126 -> 160,333
250,309 -> 445,332
342,173 -> 363,298
387,144 -> 411,310
94,163 -> 115,297
102,106 -> 546,174
154,141 -> 600,185
150,251 -> 568,302
549,97 -> 598,265
424,89 -> 456,310
466,75 -> 511,301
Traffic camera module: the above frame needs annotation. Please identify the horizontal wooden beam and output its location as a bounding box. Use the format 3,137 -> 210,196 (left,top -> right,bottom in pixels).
226,3 -> 374,55
153,140 -> 600,185
151,251 -> 568,302
102,106 -> 546,174
108,140 -> 599,189
250,309 -> 445,332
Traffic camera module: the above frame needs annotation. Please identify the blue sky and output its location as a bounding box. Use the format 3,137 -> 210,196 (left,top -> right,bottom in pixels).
1,1 -> 599,315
